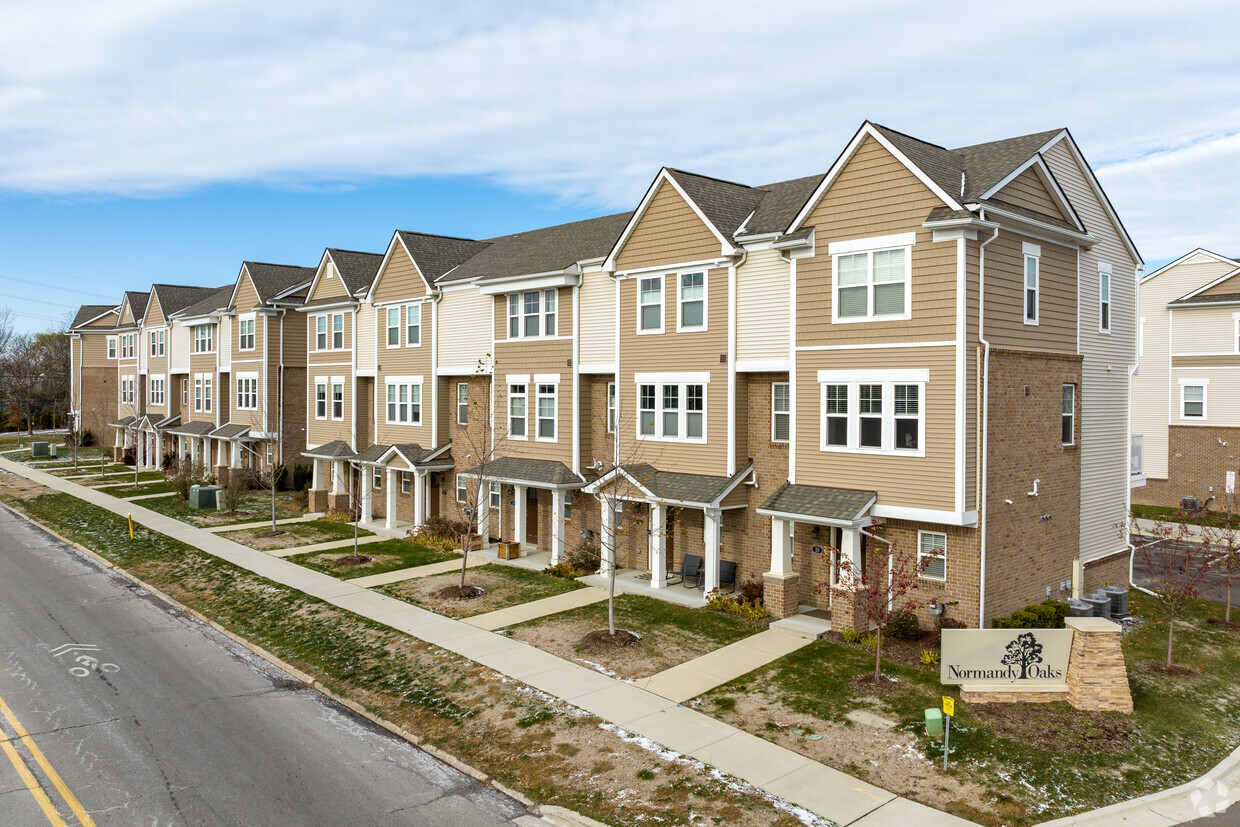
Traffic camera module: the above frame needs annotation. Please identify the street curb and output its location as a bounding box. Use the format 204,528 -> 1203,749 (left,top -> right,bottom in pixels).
0,500 -> 571,824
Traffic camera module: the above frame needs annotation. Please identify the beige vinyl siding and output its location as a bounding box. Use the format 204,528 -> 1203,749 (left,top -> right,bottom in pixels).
1171,367 -> 1240,427
120,301 -> 135,325
83,312 -> 118,330
1171,304 -> 1239,354
439,288 -> 494,371
736,247 -> 790,363
170,323 -> 190,373
494,343 -> 573,466
1172,354 -> 1240,368
145,293 -> 166,327
356,303 -> 377,373
372,245 -> 427,304
311,260 -> 351,301
217,315 -> 231,371
734,372 -> 748,463
1042,139 -> 1140,562
493,286 -> 573,342
232,276 -> 265,357
187,350 -> 217,425
306,377 -> 352,448
617,269 -> 728,477
965,239 -> 980,510
307,310 -> 353,364
982,230 -> 1077,353
993,166 -> 1067,220
375,308 -> 435,446
615,181 -> 721,272
579,271 -> 616,368
1197,271 -> 1240,297
796,136 -> 958,346
82,333 -> 111,364
795,346 -> 956,512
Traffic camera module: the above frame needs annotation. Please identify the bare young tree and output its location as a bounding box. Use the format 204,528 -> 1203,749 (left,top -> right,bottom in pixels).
1125,512 -> 1217,666
243,376 -> 306,534
456,358 -> 509,592
1202,520 -> 1240,624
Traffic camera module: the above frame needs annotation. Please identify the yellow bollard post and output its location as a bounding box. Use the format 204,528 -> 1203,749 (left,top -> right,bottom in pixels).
127,513 -> 134,540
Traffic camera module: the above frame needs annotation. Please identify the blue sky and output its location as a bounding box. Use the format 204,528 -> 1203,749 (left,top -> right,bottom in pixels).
2,0 -> 1237,332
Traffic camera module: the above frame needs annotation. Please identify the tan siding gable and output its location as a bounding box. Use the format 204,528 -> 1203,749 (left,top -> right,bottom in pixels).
120,302 -> 134,325
982,231 -> 1077,353
83,313 -> 118,330
309,260 -> 350,302
994,166 -> 1069,221
372,244 -> 428,304
615,180 -> 721,272
145,293 -> 166,327
1197,271 -> 1240,297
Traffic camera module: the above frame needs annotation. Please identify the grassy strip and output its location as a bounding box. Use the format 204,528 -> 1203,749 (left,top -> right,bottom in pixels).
139,493 -> 306,526
3,489 -> 806,827
518,593 -> 760,648
379,563 -> 585,618
221,519 -> 375,548
1131,502 -> 1240,529
288,539 -> 458,578
103,481 -> 181,498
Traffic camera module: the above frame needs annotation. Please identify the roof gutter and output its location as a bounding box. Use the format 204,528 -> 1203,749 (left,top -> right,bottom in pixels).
977,207 -> 1000,628
965,203 -> 1098,249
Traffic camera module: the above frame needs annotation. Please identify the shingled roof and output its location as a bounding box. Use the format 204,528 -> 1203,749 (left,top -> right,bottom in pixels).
327,249 -> 384,296
243,262 -> 317,304
758,482 -> 876,524
444,213 -> 633,283
395,232 -> 492,283
465,456 -> 584,487
151,284 -> 221,319
121,291 -> 149,324
172,285 -> 233,319
70,304 -> 117,329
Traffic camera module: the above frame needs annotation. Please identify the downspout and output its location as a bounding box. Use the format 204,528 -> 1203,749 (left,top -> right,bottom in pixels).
726,249 -> 746,476
977,209 -> 1000,628
1128,264 -> 1146,590
431,290 -> 441,448
779,248 -> 796,484
572,278 -> 581,476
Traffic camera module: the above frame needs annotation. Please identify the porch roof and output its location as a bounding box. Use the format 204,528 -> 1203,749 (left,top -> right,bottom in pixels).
108,415 -> 137,429
302,440 -> 355,460
468,456 -> 583,489
168,420 -> 216,437
152,413 -> 180,430
756,482 -> 876,527
583,463 -> 753,508
375,442 -> 452,469
353,443 -> 390,463
210,423 -> 250,440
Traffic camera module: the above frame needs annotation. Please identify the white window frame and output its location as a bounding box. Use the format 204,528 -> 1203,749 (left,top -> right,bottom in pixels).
606,382 -> 616,434
331,313 -> 344,350
400,472 -> 411,494
385,307 -> 400,348
238,315 -> 256,351
676,271 -> 707,332
182,377 -> 188,405
1062,384 -> 1075,446
506,291 -> 557,340
119,375 -> 136,405
456,474 -> 467,503
816,369 -> 928,457
384,377 -> 423,426
1023,242 -> 1041,326
1098,262 -> 1111,334
457,382 -> 468,425
1180,380 -> 1207,420
772,382 -> 790,443
489,481 -> 500,509
193,325 -> 213,354
314,315 -> 328,351
535,383 -> 557,442
149,375 -> 165,406
236,373 -> 259,411
314,378 -> 328,420
149,329 -> 165,357
508,383 -> 528,440
1233,313 -> 1240,355
193,373 -> 212,413
405,303 -> 422,347
106,336 -> 118,360
637,276 -> 665,334
373,467 -> 382,488
918,531 -> 947,581
634,372 -> 708,444
828,233 -> 914,324
331,377 -> 344,421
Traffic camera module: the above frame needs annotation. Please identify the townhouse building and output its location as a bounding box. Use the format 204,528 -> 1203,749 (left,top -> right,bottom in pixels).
1132,249 -> 1240,509
68,303 -> 121,441
107,291 -> 148,459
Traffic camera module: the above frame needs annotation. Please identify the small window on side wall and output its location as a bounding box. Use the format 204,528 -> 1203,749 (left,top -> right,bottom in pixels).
919,532 -> 946,580
1062,384 -> 1075,445
1182,384 -> 1205,419
772,383 -> 790,442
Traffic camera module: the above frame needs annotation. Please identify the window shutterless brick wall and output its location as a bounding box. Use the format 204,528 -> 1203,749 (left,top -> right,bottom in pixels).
1135,424 -> 1240,510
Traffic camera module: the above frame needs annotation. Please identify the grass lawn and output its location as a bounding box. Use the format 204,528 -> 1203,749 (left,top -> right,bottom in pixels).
82,471 -> 166,486
139,493 -> 306,527
103,480 -> 180,498
697,591 -> 1240,826
0,484 -> 803,827
288,539 -> 458,578
507,594 -> 762,680
221,519 -> 374,550
1131,502 -> 1240,529
379,564 -> 585,618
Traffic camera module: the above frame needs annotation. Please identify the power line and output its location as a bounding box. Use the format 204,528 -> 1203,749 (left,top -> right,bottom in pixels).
0,271 -> 117,303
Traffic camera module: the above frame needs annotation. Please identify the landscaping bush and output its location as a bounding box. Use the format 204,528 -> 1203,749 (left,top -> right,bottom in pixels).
80,430 -> 94,447
323,509 -> 353,523
884,608 -> 922,640
705,589 -> 770,622
407,527 -> 459,553
565,539 -> 600,573
991,599 -> 1069,629
919,649 -> 940,665
292,464 -> 312,492
423,515 -> 469,539
738,578 -> 765,606
937,615 -> 967,631
222,476 -> 248,513
841,628 -> 862,644
544,561 -> 587,580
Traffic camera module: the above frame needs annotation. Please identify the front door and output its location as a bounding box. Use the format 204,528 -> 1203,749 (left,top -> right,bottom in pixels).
428,473 -> 440,520
526,487 -> 539,545
665,506 -> 676,575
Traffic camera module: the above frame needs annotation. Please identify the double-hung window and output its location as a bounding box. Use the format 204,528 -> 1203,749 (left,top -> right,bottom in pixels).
406,304 -> 421,346
1098,263 -> 1111,332
606,382 -> 616,433
1181,382 -> 1206,419
635,373 -> 707,443
818,370 -> 927,456
457,383 -> 468,425
456,474 -> 468,503
918,531 -> 947,580
193,325 -> 213,353
107,336 -> 118,360
149,329 -> 165,357
315,316 -> 328,350
678,272 -> 705,331
829,234 -> 913,322
236,375 -> 258,411
384,378 -> 422,425
1062,384 -> 1075,445
772,382 -> 790,442
639,276 -> 663,332
386,307 -> 400,347
536,384 -> 556,440
331,379 -> 344,420
507,291 -> 556,339
332,314 -> 344,349
1024,243 -> 1040,325
193,374 -> 212,413
509,384 -> 527,438
542,291 -> 556,336
489,481 -> 500,509
314,379 -> 327,419
400,472 -> 411,494
238,317 -> 255,350
182,378 -> 188,405
149,376 -> 165,406
120,376 -> 135,405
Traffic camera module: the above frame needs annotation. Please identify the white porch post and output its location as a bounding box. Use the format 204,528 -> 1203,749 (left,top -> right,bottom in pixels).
702,507 -> 722,593
770,517 -> 793,574
231,441 -> 242,469
599,497 -> 615,577
360,467 -> 373,525
413,470 -> 427,528
513,484 -> 527,547
649,502 -> 667,588
476,481 -> 490,542
312,458 -> 321,489
332,460 -> 345,494
385,468 -> 398,529
840,527 -> 862,582
550,488 -> 565,565
189,437 -> 198,467
154,432 -> 164,471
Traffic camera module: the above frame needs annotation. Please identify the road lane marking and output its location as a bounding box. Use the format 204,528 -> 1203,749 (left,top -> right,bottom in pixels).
0,733 -> 66,826
0,694 -> 96,826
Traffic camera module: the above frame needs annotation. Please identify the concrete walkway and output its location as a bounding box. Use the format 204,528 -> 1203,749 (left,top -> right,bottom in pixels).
267,534 -> 387,558
633,629 -> 814,703
205,514 -> 323,533
123,491 -> 178,501
1134,517 -> 1213,542
348,556 -> 488,587
464,588 -> 609,631
0,455 -> 971,826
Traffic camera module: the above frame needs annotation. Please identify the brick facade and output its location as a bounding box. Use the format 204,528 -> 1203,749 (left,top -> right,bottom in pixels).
1083,548 -> 1131,594
1135,424 -> 1240,510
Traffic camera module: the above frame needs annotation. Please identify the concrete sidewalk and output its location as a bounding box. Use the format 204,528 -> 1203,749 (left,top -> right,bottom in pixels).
123,491 -> 178,501
633,629 -> 813,703
0,455 -> 971,826
464,588 -> 608,631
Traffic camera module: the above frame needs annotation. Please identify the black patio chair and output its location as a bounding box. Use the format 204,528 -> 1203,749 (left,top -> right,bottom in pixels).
717,561 -> 737,594
673,554 -> 703,588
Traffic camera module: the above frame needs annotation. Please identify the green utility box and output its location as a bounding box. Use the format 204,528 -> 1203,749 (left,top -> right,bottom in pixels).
189,485 -> 219,510
924,708 -> 944,737
30,441 -> 49,457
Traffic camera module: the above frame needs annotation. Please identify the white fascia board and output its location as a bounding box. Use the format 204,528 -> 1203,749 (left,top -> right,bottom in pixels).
754,507 -> 870,529
634,371 -> 712,385
816,368 -> 929,383
870,504 -> 978,527
293,299 -> 356,314
980,155 -> 1085,233
828,232 -> 916,256
476,271 -> 578,295
614,257 -> 733,278
1143,249 -> 1238,283
577,363 -> 616,375
735,359 -> 790,373
603,168 -> 739,271
971,204 -> 1098,249
1173,265 -> 1240,301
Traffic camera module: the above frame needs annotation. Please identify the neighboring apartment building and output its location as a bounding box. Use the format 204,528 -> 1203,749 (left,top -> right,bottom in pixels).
68,303 -> 120,441
1132,249 -> 1240,509
107,291 -> 148,460
161,285 -> 234,470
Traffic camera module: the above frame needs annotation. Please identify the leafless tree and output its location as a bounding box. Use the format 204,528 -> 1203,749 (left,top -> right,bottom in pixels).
457,357 -> 509,592
1202,519 -> 1240,623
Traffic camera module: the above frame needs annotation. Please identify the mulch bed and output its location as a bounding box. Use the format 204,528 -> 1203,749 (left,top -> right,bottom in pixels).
968,702 -> 1138,754
333,554 -> 375,568
1206,618 -> 1240,632
436,584 -> 485,600
1145,661 -> 1197,677
848,673 -> 899,693
578,629 -> 641,652
824,630 -> 942,669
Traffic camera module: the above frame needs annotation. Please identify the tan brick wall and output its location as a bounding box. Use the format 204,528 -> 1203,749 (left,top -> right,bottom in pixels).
1135,424 -> 1240,511
960,689 -> 1066,704
1083,548 -> 1131,594
79,365 -> 115,442
874,521 -> 982,629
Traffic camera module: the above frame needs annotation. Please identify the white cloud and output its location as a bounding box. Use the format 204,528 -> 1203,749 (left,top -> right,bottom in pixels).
0,0 -> 1237,258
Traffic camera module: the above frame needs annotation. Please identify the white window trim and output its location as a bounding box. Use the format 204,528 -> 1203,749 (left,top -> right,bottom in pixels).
606,382 -> 616,434
314,377 -> 328,421
405,303 -> 422,347
489,481 -> 500,510
384,376 -> 424,426
238,314 -> 256,351
236,372 -> 259,411
918,530 -> 947,581
149,329 -> 165,357
1098,262 -> 1112,334
193,373 -> 213,413
1179,379 -> 1208,420
508,383 -> 528,441
193,324 -> 214,354
106,336 -> 118,360
149,374 -> 165,406
675,271 -> 708,333
535,383 -> 557,443
1062,384 -> 1075,446
330,375 -> 345,421
1233,313 -> 1240,355
772,381 -> 790,443
637,275 -> 665,335
635,379 -> 707,444
400,472 -> 411,494
457,382 -> 468,425
816,369 -> 928,457
314,315 -> 328,351
828,233 -> 915,325
506,290 -> 558,340
456,474 -> 467,503
385,307 -> 401,349
1023,242 -> 1041,326
331,313 -> 344,350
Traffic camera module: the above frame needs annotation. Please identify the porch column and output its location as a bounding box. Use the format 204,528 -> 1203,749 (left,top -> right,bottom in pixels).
513,484 -> 527,546
189,437 -> 198,467
154,432 -> 164,470
476,480 -> 490,542
385,468 -> 398,529
702,507 -> 722,593
413,470 -> 427,528
599,496 -> 615,577
840,527 -> 863,581
331,460 -> 346,494
550,488 -> 566,566
648,502 -> 667,588
770,517 -> 793,574
312,458 -> 321,489
231,441 -> 242,469
764,517 -> 800,619
360,467 -> 373,525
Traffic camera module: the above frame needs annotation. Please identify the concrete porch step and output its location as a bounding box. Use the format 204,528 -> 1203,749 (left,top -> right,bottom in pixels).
770,612 -> 832,640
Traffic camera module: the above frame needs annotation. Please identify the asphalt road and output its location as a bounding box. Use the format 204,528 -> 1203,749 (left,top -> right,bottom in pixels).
1131,535 -> 1240,610
0,504 -> 530,826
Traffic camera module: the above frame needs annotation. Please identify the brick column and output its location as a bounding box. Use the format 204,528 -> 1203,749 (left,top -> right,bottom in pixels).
1065,617 -> 1133,713
830,584 -> 865,632
763,572 -> 800,619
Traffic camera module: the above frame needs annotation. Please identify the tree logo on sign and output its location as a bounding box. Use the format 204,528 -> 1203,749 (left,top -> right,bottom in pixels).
1001,632 -> 1044,679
